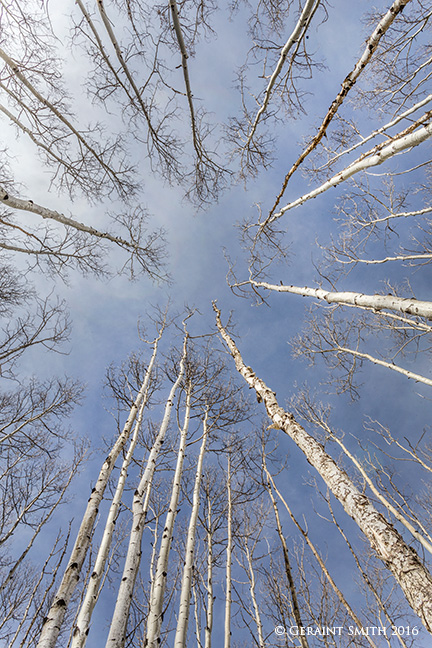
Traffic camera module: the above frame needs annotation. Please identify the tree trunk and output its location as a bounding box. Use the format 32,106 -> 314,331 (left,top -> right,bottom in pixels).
145,383 -> 192,647
247,280 -> 432,320
105,332 -> 188,648
36,328 -> 163,648
214,303 -> 432,633
174,409 -> 209,648
71,385 -> 150,648
224,450 -> 233,648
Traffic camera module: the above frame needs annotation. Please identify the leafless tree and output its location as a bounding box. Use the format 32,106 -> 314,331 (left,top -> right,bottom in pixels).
214,302 -> 432,633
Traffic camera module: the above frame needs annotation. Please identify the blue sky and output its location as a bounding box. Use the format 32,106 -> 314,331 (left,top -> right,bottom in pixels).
2,0 -> 432,646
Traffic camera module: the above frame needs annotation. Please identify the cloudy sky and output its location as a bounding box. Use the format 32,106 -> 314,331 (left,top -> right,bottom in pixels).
2,0 -> 432,645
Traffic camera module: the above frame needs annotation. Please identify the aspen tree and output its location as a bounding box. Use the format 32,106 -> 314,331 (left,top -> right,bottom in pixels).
0,3 -> 166,282
198,467 -> 230,648
239,279 -> 432,320
0,188 -> 166,281
174,408 -> 210,648
36,320 -> 165,648
0,17 -> 134,201
106,324 -> 189,648
224,447 -> 233,648
73,0 -> 182,184
267,0 -> 412,219
145,381 -> 192,647
267,115 -> 432,225
260,448 -> 308,648
242,0 -> 321,154
214,302 -> 432,632
168,0 -> 227,204
227,1 -> 326,181
203,481 -> 214,648
170,343 -> 249,648
71,377 -> 154,647
235,503 -> 268,648
72,0 -> 226,203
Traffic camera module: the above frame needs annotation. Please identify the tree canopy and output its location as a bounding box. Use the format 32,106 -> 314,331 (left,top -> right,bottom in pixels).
1,0 -> 432,646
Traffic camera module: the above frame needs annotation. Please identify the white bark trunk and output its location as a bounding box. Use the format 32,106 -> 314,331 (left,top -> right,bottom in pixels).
75,0 -> 134,103
247,280 -> 432,319
204,502 -> 213,648
71,388 -> 150,647
266,470 -> 379,648
272,116 -> 432,220
245,0 -> 319,148
262,459 -> 308,648
213,302 -> 432,633
174,410 -> 209,648
318,93 -> 432,171
0,187 -> 138,253
224,451 -> 232,648
244,542 -> 265,648
340,253 -> 432,265
169,0 -> 200,153
96,0 -> 156,137
105,332 -> 188,648
337,344 -> 432,387
268,0 -> 411,216
36,330 -> 163,648
145,385 -> 192,647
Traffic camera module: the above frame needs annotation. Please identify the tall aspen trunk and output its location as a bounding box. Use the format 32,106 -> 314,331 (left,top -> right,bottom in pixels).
145,384 -> 192,647
262,457 -> 308,648
245,0 -> 319,148
193,582 -> 202,648
272,116 -> 432,219
71,385 -> 150,648
337,344 -> 432,387
246,281 -> 432,320
243,541 -> 265,648
268,0 -> 411,217
36,330 -> 163,648
174,410 -> 209,648
105,332 -> 188,648
204,497 -> 213,648
265,469 -> 378,648
214,303 -> 432,633
224,451 -> 233,648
